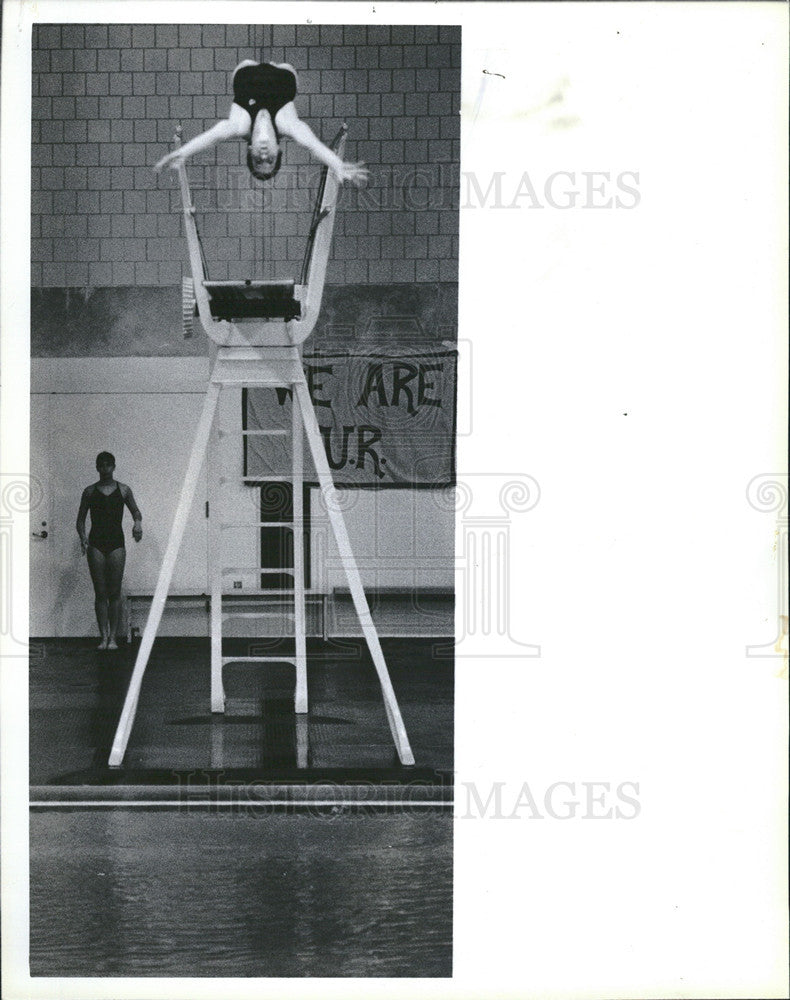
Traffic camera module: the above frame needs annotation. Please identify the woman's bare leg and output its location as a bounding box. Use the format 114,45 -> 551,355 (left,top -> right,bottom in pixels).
86,546 -> 109,648
105,547 -> 126,649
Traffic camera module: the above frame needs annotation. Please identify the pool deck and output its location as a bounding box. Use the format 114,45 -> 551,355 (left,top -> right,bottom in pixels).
29,636 -> 454,804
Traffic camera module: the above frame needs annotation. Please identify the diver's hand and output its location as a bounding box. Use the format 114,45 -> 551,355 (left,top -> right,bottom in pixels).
154,149 -> 186,174
334,161 -> 369,187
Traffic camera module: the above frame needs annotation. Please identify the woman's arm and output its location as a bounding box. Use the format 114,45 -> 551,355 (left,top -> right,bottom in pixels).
76,487 -> 91,555
122,484 -> 143,542
275,104 -> 368,186
154,104 -> 251,172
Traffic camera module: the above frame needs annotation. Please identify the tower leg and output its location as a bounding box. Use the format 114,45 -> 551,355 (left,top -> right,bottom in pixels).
108,383 -> 221,767
293,380 -> 415,766
292,394 -> 308,713
209,392 -> 224,712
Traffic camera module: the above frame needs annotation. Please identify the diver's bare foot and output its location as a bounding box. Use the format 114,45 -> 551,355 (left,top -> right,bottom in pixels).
98,637 -> 108,650
107,638 -> 118,650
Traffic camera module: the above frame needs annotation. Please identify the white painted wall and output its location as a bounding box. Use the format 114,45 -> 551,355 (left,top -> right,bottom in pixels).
30,357 -> 455,636
31,358 -> 210,636
310,488 -> 455,592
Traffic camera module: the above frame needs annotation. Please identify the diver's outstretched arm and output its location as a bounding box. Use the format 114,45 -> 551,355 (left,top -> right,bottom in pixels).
275,104 -> 368,186
154,105 -> 251,172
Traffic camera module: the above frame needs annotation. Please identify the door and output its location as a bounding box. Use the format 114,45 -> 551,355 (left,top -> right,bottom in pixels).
29,395 -> 54,636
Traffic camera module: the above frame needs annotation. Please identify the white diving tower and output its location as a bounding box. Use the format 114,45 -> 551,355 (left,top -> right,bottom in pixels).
109,127 -> 414,767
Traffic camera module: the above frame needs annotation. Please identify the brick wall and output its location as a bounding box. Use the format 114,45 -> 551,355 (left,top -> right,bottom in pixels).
31,23 -> 460,289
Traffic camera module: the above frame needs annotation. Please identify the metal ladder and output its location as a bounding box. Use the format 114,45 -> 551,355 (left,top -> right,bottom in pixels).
209,355 -> 309,717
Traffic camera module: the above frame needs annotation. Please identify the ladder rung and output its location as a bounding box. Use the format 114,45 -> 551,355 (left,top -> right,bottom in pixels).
222,611 -> 295,619
219,476 -> 292,484
203,279 -> 295,289
211,376 -> 298,387
221,521 -> 295,528
217,586 -> 321,594
220,429 -> 289,437
221,656 -> 297,664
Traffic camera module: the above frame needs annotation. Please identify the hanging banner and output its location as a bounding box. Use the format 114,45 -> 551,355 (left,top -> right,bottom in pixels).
244,349 -> 457,487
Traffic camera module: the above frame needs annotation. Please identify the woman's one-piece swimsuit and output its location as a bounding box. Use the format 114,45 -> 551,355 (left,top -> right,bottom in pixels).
88,485 -> 125,555
232,62 -> 297,136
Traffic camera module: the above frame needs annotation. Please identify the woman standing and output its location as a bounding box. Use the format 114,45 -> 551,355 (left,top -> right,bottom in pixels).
76,452 -> 143,650
154,59 -> 367,185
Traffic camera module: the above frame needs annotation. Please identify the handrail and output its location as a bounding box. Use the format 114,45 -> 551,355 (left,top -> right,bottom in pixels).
290,125 -> 347,340
174,127 -> 210,277
299,123 -> 348,286
173,126 -> 221,338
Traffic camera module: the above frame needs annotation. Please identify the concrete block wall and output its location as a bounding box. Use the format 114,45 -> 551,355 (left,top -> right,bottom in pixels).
31,23 -> 461,289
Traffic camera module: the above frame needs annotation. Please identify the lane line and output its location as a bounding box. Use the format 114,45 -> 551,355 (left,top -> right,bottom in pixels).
30,800 -> 453,809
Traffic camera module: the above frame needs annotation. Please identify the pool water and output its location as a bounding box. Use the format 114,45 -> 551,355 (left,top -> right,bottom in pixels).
30,808 -> 453,977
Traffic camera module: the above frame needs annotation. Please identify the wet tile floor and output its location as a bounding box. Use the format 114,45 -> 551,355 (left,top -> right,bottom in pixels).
30,637 -> 453,787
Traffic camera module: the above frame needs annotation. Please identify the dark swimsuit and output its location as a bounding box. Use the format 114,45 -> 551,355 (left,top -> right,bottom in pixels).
88,485 -> 125,556
232,62 -> 297,137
